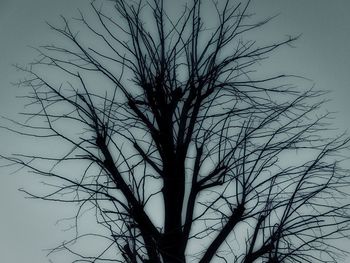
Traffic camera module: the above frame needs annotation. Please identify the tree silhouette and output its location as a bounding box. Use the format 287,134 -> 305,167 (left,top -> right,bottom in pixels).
6,0 -> 350,262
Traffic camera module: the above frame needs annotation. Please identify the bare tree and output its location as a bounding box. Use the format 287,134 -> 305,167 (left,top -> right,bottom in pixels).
5,0 -> 350,262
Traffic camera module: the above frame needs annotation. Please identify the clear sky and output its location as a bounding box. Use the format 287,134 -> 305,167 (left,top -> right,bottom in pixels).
0,0 -> 350,262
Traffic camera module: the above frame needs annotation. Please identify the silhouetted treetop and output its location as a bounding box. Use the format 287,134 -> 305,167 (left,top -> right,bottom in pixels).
5,0 -> 350,262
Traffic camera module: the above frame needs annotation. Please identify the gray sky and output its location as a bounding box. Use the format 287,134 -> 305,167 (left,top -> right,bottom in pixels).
0,0 -> 350,262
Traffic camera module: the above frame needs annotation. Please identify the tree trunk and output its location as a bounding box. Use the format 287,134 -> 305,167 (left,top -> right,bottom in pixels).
160,160 -> 186,263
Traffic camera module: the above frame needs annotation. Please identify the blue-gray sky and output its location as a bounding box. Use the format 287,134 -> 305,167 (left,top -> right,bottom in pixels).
0,0 -> 350,262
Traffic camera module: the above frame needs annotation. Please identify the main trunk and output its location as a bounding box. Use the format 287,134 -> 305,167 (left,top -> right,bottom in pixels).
160,161 -> 186,263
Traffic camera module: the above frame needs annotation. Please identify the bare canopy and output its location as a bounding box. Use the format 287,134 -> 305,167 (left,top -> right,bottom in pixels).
6,0 -> 350,262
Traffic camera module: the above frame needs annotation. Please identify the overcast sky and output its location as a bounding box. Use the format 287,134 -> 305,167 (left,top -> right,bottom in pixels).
1,1 -> 350,262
